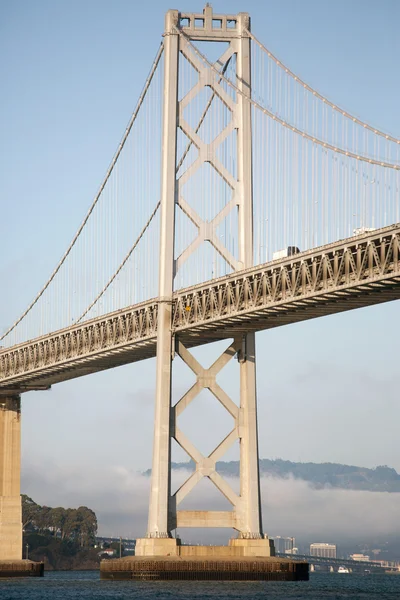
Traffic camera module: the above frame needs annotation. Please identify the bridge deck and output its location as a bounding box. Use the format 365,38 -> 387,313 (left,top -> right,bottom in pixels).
1,224 -> 399,393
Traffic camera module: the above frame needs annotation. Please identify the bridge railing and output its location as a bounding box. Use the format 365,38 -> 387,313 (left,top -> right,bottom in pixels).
0,225 -> 399,391
173,225 -> 400,330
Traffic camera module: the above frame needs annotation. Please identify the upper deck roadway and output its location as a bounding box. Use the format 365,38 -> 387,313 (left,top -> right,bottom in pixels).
1,224 -> 399,394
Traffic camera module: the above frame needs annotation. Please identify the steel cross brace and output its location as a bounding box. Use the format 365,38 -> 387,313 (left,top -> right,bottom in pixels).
170,338 -> 245,531
175,37 -> 241,275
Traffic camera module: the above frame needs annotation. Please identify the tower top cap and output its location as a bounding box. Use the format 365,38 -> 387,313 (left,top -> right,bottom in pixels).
165,5 -> 250,38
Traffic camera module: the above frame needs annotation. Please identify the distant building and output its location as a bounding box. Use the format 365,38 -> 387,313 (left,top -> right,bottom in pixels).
274,536 -> 296,554
310,543 -> 337,558
350,553 -> 370,562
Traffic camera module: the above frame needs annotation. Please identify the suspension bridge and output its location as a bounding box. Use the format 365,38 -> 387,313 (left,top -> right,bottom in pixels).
1,5 -> 399,568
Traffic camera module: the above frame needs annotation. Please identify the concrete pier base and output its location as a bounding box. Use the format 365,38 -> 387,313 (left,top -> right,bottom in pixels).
100,555 -> 308,581
0,560 -> 44,578
228,537 -> 275,557
134,537 -> 275,558
134,537 -> 181,557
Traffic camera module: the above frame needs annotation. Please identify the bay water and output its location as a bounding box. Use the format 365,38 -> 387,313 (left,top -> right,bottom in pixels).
1,570 -> 399,599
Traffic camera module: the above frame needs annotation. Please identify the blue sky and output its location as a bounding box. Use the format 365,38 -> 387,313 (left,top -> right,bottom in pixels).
1,0 -> 399,536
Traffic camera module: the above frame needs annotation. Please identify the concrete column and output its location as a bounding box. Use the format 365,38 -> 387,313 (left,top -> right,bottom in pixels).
236,13 -> 253,271
236,13 -> 263,539
239,335 -> 263,537
0,395 -> 22,560
146,9 -> 179,540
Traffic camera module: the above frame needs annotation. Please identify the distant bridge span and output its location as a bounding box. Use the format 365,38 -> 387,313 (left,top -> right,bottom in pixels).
278,553 -> 398,573
1,224 -> 399,394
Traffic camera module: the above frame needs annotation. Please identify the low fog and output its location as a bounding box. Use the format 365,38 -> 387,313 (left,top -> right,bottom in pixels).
22,462 -> 400,545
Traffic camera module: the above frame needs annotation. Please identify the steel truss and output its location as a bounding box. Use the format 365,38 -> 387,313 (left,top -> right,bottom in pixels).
173,226 -> 400,332
0,225 -> 399,392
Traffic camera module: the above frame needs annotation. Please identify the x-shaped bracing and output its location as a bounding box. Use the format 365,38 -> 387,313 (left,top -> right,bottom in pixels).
170,339 -> 245,530
175,38 -> 241,276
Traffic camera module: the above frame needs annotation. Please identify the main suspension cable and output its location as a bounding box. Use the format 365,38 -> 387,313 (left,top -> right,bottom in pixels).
247,30 -> 400,145
0,43 -> 164,342
177,30 -> 399,170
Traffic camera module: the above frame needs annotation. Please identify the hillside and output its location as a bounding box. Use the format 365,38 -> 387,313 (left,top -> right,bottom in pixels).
22,496 -> 101,570
152,460 -> 400,492
24,532 -> 101,570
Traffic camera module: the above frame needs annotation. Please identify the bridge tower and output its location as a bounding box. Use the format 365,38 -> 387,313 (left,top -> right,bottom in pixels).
0,396 -> 22,560
136,5 -> 274,557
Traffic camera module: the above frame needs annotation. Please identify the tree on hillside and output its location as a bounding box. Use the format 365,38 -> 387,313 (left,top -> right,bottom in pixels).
76,506 -> 98,546
22,495 -> 39,530
63,507 -> 80,541
21,495 -> 98,546
52,507 -> 67,539
36,505 -> 52,533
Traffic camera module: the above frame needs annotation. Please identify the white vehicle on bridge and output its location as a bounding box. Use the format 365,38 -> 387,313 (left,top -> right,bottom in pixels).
272,246 -> 301,260
353,227 -> 376,236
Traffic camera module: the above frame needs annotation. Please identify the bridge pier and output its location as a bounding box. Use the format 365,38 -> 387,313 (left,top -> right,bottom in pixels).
135,4 -> 274,560
238,332 -> 264,539
0,395 -> 22,560
135,332 -> 274,558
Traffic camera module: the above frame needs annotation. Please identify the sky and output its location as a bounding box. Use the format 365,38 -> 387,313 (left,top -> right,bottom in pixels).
1,0 -> 399,539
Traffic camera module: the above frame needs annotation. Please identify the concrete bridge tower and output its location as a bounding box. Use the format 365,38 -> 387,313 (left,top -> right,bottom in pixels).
135,5 -> 274,557
0,396 -> 22,560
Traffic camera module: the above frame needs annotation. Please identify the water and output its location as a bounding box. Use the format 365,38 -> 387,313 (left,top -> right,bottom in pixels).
0,571 -> 399,600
